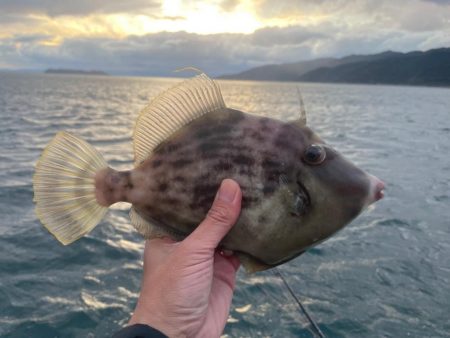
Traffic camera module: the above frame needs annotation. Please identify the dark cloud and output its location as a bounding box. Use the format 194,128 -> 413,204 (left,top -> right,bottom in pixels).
12,34 -> 51,43
0,13 -> 39,24
422,0 -> 450,4
0,18 -> 448,76
0,26 -> 323,74
2,18 -> 449,75
251,26 -> 325,46
0,0 -> 161,17
1,0 -> 449,73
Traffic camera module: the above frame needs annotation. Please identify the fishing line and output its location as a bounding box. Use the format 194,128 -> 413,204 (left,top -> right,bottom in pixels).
274,268 -> 326,338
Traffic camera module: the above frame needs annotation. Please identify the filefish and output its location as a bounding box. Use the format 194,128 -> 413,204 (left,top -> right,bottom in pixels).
33,74 -> 384,272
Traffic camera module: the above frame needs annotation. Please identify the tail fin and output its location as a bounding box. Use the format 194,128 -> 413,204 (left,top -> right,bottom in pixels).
33,131 -> 108,245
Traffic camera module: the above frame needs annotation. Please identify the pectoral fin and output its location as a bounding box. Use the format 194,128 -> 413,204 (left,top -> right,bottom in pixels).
278,175 -> 310,217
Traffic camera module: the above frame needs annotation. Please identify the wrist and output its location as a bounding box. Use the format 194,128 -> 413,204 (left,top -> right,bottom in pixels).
113,324 -> 168,338
129,301 -> 184,338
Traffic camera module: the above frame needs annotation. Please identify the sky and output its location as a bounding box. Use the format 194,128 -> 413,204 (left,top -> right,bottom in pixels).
0,0 -> 449,76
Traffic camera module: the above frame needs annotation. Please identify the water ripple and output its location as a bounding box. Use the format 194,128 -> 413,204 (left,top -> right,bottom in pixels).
1,73 -> 449,337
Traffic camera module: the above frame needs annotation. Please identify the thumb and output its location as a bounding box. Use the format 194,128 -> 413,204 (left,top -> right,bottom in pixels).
185,179 -> 242,251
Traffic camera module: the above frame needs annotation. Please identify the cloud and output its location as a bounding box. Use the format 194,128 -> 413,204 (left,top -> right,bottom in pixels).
220,0 -> 240,11
251,26 -> 325,46
2,17 -> 449,76
0,26 -> 325,74
0,0 -> 449,74
0,13 -> 32,24
253,0 -> 354,19
422,0 -> 450,4
253,0 -> 450,33
0,0 -> 161,17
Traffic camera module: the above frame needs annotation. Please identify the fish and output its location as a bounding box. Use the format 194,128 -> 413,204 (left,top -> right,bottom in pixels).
33,74 -> 385,273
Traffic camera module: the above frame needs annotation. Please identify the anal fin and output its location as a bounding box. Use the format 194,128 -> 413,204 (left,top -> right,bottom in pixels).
236,253 -> 273,273
129,207 -> 167,239
129,207 -> 187,241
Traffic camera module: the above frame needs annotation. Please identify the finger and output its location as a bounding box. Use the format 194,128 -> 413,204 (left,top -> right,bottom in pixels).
145,237 -> 178,254
198,252 -> 239,336
224,254 -> 241,272
218,249 -> 241,271
213,252 -> 239,289
147,236 -> 177,247
184,179 -> 242,251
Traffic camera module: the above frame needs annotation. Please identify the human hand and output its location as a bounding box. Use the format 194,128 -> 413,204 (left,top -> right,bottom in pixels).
129,179 -> 242,338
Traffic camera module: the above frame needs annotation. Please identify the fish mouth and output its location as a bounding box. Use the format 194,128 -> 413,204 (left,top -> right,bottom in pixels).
363,174 -> 385,208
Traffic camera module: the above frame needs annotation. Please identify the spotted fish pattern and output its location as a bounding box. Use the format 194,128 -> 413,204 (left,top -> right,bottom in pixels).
135,109 -> 306,227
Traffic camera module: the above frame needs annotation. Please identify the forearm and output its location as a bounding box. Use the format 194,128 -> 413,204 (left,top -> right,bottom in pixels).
112,324 -> 168,338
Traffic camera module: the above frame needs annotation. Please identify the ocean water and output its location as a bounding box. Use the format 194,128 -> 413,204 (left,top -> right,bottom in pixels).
0,72 -> 449,338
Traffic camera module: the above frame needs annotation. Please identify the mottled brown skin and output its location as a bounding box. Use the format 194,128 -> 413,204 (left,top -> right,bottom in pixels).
135,109 -> 301,229
95,107 -> 372,269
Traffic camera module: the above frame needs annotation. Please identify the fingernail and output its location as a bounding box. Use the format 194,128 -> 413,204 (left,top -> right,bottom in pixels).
217,179 -> 238,203
220,249 -> 234,257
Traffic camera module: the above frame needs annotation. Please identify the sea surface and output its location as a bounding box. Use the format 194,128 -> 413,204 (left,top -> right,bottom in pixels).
0,72 -> 449,338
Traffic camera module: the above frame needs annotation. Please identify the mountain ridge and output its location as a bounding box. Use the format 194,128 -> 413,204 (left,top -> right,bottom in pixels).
219,48 -> 450,86
44,68 -> 109,76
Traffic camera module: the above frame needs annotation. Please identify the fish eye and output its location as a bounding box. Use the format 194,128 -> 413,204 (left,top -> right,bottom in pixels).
303,144 -> 326,165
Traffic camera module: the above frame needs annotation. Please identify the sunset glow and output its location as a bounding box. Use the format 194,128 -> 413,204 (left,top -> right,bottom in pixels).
2,1 -> 266,42
1,0 -> 449,74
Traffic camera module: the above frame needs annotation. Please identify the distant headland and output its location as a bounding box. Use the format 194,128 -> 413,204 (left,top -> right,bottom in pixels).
220,47 -> 450,87
44,69 -> 109,76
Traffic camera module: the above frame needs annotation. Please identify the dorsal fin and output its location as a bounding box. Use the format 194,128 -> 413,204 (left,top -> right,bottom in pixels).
133,74 -> 226,165
295,87 -> 307,127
